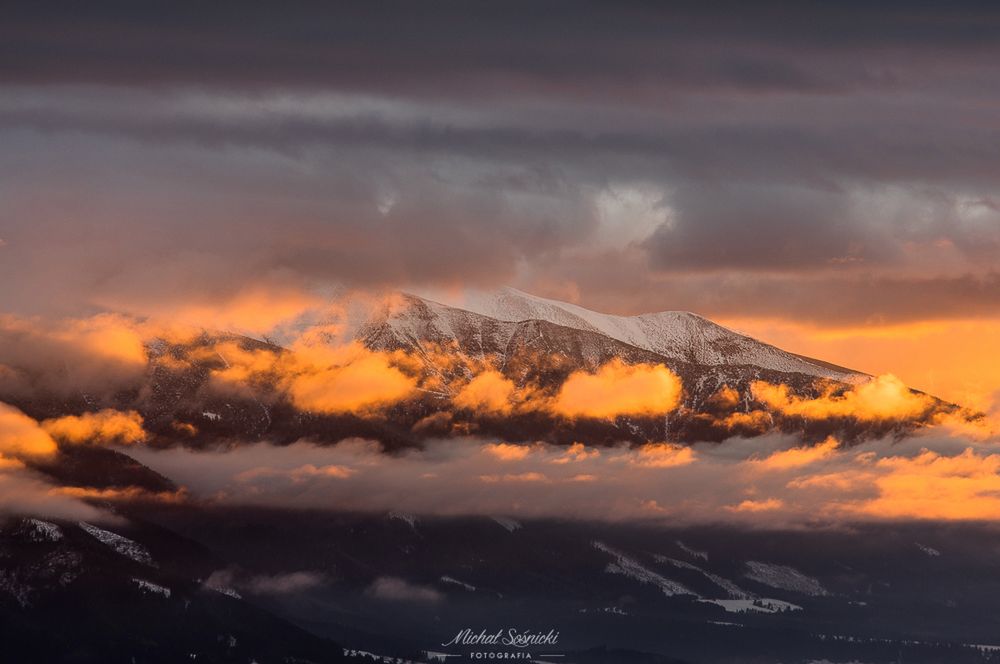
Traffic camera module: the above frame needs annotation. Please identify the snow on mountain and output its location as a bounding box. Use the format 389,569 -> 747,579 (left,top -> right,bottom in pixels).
491,516 -> 522,532
593,541 -> 697,597
258,285 -> 871,396
78,522 -> 155,566
448,287 -> 865,381
744,561 -> 828,597
439,575 -> 476,592
133,578 -> 171,598
655,555 -> 754,600
675,539 -> 708,561
24,519 -> 63,542
204,580 -> 243,599
387,511 -> 419,530
358,293 -> 521,365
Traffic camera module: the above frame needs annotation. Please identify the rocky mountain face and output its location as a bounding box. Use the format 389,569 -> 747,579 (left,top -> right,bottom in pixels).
414,287 -> 864,381
358,288 -> 864,384
355,290 -> 886,442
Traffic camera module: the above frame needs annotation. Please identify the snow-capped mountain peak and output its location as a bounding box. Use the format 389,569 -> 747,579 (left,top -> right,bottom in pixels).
389,287 -> 865,382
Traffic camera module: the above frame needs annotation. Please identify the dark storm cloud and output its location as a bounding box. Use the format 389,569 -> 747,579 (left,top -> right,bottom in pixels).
3,1 -> 1000,323
643,184 -> 885,271
0,3 -> 930,93
4,1 -> 1000,94
5,92 -> 1000,188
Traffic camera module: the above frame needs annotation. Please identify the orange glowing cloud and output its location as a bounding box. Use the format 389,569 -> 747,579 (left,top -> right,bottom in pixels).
708,385 -> 741,409
629,443 -> 696,468
0,402 -> 161,518
718,317 -> 1000,415
785,470 -> 859,491
210,340 -> 417,414
453,370 -> 516,414
0,402 -> 115,519
124,286 -> 326,338
727,498 -> 785,513
284,347 -> 416,414
551,442 -> 601,464
55,485 -> 187,503
752,374 -> 937,422
208,342 -> 282,391
850,448 -> 1000,520
0,403 -> 58,458
70,314 -> 149,366
552,360 -> 683,419
483,443 -> 534,461
0,313 -> 148,398
0,456 -> 24,471
718,410 -> 773,432
236,464 -> 357,483
479,472 -> 548,483
42,409 -> 147,446
752,436 -> 840,470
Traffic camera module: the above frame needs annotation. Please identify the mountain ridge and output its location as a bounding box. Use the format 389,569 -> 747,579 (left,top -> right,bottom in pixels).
386,287 -> 868,383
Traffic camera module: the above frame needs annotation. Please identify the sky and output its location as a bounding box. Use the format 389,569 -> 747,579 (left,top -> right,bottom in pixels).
2,2 -> 1000,405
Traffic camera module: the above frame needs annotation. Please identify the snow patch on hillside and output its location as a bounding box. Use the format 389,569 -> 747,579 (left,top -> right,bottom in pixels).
133,578 -> 171,598
388,512 -> 418,529
25,519 -> 63,542
655,555 -> 753,599
593,541 -> 696,597
209,585 -> 243,599
440,575 -> 476,592
491,516 -> 522,532
78,522 -> 154,566
675,540 -> 708,561
745,561 -> 827,596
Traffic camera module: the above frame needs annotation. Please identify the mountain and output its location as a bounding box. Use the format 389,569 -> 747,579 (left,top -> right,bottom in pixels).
9,505 -> 1000,664
0,515 -> 347,663
439,287 -> 864,382
3,288 -> 949,462
357,287 -> 863,382
137,506 -> 1000,664
351,289 -> 941,443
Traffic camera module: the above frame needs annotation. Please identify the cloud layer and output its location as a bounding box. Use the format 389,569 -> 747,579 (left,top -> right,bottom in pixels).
0,402 -> 109,519
128,409 -> 1000,526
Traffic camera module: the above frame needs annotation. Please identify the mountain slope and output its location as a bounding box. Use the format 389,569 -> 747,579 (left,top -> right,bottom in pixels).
420,287 -> 866,382
0,515 -> 346,663
141,506 -> 1000,664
